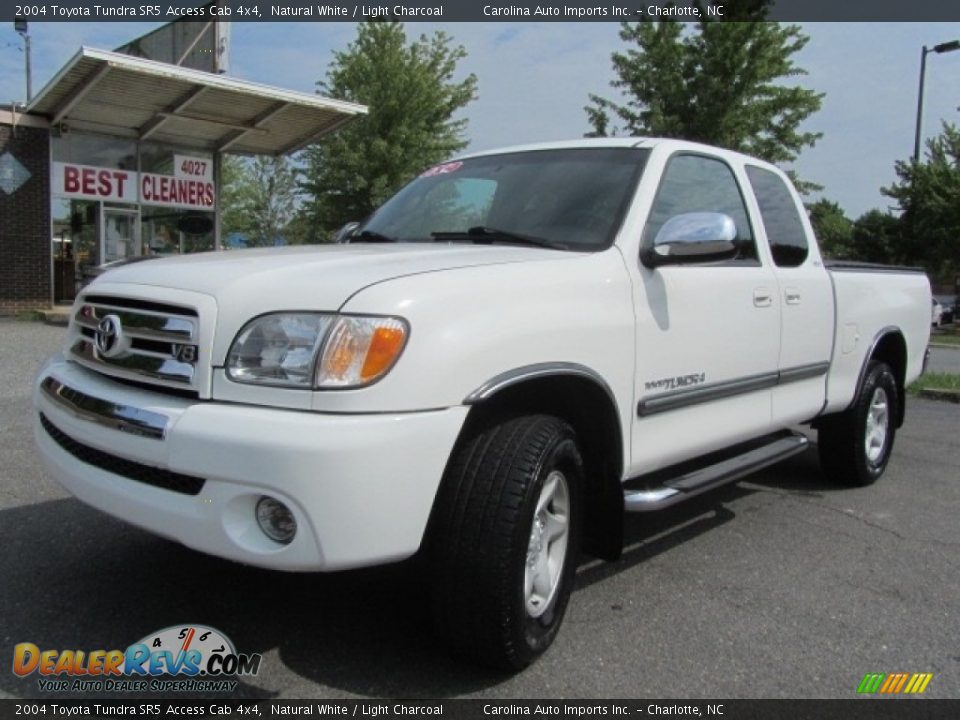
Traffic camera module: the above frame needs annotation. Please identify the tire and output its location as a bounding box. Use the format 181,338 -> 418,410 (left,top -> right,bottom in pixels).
818,361 -> 898,487
429,414 -> 583,670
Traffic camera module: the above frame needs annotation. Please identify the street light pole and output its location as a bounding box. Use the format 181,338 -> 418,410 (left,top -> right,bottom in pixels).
23,32 -> 31,101
14,18 -> 32,102
914,39 -> 960,164
913,46 -> 928,164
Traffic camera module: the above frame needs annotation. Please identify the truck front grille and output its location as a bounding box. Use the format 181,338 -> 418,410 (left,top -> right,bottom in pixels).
69,294 -> 200,393
39,413 -> 206,496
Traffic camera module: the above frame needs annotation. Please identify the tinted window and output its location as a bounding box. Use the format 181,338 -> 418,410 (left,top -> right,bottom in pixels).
746,166 -> 809,267
643,154 -> 757,262
363,148 -> 649,250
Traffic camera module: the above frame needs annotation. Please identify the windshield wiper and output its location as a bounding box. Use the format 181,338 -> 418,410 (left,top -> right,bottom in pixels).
431,226 -> 566,250
352,229 -> 396,243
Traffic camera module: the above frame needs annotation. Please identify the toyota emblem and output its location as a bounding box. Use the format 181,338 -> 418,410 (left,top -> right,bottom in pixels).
95,314 -> 126,358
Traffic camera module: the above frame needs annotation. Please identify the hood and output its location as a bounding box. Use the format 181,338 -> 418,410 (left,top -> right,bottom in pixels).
92,242 -> 568,309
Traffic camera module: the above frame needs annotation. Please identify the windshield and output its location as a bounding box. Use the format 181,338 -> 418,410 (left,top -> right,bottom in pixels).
359,147 -> 649,251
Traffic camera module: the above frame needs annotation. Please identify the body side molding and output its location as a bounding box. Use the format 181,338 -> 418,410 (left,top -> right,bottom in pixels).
463,362 -> 617,406
637,362 -> 831,417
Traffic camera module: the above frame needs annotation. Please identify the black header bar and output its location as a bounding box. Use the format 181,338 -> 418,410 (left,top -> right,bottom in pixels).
3,0 -> 960,22
2,700 -> 960,720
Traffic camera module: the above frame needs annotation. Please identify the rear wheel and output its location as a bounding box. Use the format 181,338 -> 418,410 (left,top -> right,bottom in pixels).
429,415 -> 582,670
818,361 -> 898,487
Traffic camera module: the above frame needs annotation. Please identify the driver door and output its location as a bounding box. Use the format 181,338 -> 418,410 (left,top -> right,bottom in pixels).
629,152 -> 780,474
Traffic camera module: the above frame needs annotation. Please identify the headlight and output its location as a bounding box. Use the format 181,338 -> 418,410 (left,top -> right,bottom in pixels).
226,313 -> 408,389
226,313 -> 333,387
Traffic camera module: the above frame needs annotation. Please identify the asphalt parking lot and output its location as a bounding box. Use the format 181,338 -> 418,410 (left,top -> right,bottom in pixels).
1,319 -> 958,699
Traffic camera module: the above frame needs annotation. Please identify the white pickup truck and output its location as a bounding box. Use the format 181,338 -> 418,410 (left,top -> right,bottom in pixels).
34,139 -> 931,670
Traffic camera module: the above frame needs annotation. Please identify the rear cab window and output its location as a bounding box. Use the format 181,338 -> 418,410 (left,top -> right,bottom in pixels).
745,166 -> 810,267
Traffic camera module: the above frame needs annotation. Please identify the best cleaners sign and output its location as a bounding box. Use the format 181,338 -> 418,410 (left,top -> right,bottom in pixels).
53,156 -> 216,210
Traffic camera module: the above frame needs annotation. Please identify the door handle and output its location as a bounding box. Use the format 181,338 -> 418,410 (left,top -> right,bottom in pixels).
785,288 -> 801,305
753,288 -> 772,308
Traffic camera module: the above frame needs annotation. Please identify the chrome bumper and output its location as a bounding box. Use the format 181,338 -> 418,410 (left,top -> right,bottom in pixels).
40,376 -> 169,441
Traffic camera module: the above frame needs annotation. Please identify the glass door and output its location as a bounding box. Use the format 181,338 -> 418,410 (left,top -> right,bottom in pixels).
101,206 -> 141,264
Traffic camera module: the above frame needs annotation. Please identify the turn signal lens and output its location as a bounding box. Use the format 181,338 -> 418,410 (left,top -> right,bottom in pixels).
316,316 -> 408,388
362,325 -> 407,380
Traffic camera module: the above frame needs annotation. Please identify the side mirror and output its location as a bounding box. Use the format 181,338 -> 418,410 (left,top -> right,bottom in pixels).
333,221 -> 360,244
641,212 -> 739,268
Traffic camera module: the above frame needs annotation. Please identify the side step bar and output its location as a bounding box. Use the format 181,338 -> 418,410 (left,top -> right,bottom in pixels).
623,434 -> 809,513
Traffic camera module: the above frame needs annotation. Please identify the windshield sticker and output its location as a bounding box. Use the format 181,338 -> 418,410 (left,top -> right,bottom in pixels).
420,161 -> 463,178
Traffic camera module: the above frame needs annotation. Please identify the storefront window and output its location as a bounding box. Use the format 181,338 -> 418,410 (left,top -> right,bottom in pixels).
51,196 -> 100,302
140,141 -> 215,254
141,207 -> 214,255
49,132 -> 218,302
52,132 -> 136,170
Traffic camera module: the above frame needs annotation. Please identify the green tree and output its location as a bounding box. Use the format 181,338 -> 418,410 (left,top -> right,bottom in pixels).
807,199 -> 853,258
221,155 -> 301,247
219,154 -> 246,242
882,122 -> 960,282
300,21 -> 478,242
850,209 -> 901,265
586,2 -> 823,190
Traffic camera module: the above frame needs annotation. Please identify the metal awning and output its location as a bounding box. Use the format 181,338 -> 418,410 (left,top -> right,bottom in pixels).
26,47 -> 367,156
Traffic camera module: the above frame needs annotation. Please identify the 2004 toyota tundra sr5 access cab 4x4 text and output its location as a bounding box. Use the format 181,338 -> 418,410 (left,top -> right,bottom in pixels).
34,139 -> 931,669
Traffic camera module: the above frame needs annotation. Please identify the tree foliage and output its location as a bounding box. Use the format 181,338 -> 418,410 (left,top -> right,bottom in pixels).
585,2 -> 823,190
221,155 -> 301,247
883,122 -> 960,282
849,209 -> 901,266
300,21 -> 477,242
806,198 -> 852,259
805,199 -> 902,266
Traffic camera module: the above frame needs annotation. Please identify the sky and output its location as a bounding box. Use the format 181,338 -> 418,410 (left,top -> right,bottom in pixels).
1,20 -> 959,218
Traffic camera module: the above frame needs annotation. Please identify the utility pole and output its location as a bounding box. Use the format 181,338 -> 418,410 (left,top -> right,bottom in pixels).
14,17 -> 32,102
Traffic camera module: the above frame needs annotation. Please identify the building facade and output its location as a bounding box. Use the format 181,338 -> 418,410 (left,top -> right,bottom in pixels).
0,110 -> 51,313
0,42 -> 365,315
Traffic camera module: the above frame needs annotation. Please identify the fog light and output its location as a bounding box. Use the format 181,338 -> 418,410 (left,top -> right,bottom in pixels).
255,496 -> 297,544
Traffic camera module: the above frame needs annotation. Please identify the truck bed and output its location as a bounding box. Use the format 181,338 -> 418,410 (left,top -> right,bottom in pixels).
823,263 -> 930,415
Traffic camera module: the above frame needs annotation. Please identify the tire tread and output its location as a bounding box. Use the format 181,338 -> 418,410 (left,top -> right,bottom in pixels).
430,414 -> 579,669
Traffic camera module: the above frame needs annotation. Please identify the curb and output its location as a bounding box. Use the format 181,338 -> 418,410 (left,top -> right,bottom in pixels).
929,342 -> 960,350
917,388 -> 960,404
37,310 -> 70,327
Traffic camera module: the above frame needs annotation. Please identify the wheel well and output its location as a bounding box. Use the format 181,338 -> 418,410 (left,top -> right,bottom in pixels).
870,332 -> 908,427
450,375 -> 625,561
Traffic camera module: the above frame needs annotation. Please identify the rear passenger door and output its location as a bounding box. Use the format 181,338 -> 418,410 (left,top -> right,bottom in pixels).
744,165 -> 832,426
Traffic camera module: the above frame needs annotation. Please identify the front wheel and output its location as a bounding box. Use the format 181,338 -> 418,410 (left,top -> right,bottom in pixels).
429,415 -> 583,670
818,361 -> 899,486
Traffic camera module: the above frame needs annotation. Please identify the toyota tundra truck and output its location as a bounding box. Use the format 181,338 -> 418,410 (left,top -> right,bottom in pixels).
33,139 -> 931,670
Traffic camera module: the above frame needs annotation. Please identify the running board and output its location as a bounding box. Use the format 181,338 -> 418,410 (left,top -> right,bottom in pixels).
623,434 -> 809,513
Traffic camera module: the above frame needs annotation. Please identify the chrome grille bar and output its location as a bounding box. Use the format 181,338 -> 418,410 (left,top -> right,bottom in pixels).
69,296 -> 199,390
70,339 -> 195,385
75,305 -> 195,343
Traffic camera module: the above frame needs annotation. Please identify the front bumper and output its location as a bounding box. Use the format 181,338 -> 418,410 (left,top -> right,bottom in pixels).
33,356 -> 468,571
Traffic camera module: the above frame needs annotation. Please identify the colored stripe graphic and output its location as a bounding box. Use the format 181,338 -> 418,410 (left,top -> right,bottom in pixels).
857,673 -> 884,693
857,672 -> 933,694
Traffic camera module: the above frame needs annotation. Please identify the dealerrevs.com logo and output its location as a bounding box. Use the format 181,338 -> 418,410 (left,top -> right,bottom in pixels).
13,625 -> 261,693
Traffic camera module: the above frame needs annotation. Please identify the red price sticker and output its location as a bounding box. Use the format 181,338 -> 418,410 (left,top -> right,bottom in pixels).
420,161 -> 463,178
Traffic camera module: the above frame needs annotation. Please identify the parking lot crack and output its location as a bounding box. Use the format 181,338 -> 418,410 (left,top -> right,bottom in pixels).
739,483 -> 907,541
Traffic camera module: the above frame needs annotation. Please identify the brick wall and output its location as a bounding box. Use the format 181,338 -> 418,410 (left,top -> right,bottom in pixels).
0,121 -> 51,314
